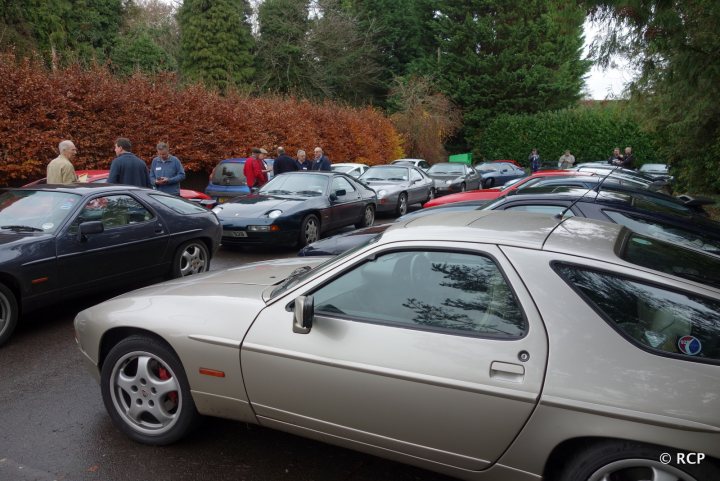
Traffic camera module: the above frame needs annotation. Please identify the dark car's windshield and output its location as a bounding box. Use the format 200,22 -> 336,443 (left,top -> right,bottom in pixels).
211,161 -> 246,186
476,163 -> 513,172
427,164 -> 465,175
332,165 -> 355,173
259,173 -> 328,197
0,190 -> 82,234
360,167 -> 408,181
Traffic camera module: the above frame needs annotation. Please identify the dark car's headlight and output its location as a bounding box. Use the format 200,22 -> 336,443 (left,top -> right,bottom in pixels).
377,189 -> 388,198
267,210 -> 282,219
248,225 -> 281,232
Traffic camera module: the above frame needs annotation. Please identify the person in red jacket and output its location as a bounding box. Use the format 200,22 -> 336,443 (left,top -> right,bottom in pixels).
244,148 -> 270,192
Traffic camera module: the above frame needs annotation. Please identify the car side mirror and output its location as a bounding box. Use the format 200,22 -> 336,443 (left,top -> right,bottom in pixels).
335,189 -> 346,197
293,295 -> 314,334
502,169 -> 509,173
78,220 -> 104,242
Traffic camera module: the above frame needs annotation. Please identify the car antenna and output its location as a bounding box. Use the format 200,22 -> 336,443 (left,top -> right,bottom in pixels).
553,166 -> 621,221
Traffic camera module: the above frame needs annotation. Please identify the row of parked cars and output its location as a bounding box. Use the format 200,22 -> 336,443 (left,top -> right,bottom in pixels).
3,156 -> 719,481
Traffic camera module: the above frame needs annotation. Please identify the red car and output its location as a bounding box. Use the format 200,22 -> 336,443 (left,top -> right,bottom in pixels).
424,170 -> 588,208
25,170 -> 214,207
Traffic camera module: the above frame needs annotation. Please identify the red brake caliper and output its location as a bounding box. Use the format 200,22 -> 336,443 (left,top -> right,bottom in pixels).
158,366 -> 178,404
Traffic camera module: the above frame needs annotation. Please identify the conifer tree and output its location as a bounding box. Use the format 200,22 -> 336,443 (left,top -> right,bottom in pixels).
178,0 -> 255,91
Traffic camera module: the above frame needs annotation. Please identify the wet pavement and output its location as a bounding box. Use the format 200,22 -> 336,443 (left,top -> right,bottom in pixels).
0,212 -> 453,481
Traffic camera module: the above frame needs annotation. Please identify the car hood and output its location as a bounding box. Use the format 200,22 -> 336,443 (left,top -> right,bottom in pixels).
215,195 -> 311,218
75,257 -> 330,367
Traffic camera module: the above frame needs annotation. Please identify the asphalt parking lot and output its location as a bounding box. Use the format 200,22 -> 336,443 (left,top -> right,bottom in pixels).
0,213 -> 457,481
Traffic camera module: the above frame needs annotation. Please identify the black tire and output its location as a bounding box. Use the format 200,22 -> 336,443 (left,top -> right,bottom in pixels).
484,178 -> 494,188
101,336 -> 199,445
355,204 -> 375,228
171,240 -> 210,279
557,440 -> 718,481
395,193 -> 408,216
460,182 -> 467,192
0,283 -> 19,347
426,188 -> 435,203
298,214 -> 320,247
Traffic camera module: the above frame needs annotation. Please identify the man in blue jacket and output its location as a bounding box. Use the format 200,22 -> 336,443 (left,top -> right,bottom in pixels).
310,146 -> 331,171
108,138 -> 151,188
150,142 -> 185,195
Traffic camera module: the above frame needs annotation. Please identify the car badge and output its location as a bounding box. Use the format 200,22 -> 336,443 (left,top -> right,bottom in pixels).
677,335 -> 702,356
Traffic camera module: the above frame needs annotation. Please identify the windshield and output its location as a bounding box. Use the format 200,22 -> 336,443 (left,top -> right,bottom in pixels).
332,165 -> 354,173
360,167 -> 409,181
211,161 -> 246,186
259,173 -> 328,196
0,190 -> 82,233
475,163 -> 504,172
427,164 -> 465,175
640,164 -> 669,173
270,233 -> 382,298
620,233 -> 720,289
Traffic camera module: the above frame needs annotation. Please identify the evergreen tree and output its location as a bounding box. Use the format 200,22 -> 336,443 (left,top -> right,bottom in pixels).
425,0 -> 590,150
178,0 -> 255,91
111,27 -> 177,76
586,0 -> 720,193
255,0 -> 310,95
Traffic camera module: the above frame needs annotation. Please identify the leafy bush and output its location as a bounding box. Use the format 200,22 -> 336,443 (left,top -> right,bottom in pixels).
479,102 -> 660,168
0,52 -> 403,185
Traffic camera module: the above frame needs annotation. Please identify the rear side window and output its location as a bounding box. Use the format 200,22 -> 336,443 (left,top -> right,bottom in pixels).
211,162 -> 246,186
555,263 -> 720,364
150,194 -> 206,214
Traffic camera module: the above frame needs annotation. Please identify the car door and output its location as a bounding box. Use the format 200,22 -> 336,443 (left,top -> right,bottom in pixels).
55,193 -> 169,291
241,241 -> 548,471
465,165 -> 481,189
327,176 -> 363,230
408,168 -> 428,204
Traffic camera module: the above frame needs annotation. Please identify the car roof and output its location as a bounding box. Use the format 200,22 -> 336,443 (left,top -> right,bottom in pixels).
8,184 -> 145,194
384,210 -> 623,254
332,163 -> 367,167
218,157 -> 248,163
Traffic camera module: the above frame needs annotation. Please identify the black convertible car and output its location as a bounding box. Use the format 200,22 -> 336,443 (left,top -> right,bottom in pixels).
0,184 -> 222,346
212,171 -> 377,247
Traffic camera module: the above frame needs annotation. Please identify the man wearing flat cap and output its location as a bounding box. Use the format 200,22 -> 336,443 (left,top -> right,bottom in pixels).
244,147 -> 271,192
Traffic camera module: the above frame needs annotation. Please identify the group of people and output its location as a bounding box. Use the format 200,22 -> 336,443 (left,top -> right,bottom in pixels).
47,138 -> 333,194
526,146 -> 635,172
47,138 -> 186,195
243,146 -> 331,191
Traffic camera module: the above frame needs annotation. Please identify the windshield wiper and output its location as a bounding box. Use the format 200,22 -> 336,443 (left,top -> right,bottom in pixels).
266,189 -> 292,195
364,177 -> 383,181
1,225 -> 44,232
387,177 -> 406,181
294,190 -> 322,196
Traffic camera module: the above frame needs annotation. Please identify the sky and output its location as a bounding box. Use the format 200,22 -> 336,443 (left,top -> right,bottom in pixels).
582,19 -> 633,100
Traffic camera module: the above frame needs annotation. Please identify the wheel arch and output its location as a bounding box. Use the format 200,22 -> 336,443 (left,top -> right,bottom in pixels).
0,272 -> 22,314
98,326 -> 180,372
542,436 -> 720,480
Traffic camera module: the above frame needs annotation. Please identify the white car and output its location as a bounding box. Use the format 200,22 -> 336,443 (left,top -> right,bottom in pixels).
330,162 -> 369,178
391,158 -> 431,170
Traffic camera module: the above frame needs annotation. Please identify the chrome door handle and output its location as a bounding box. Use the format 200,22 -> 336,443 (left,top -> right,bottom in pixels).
490,361 -> 525,383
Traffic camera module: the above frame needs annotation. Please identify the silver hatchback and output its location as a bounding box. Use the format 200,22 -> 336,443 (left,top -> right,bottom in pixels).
75,212 -> 720,481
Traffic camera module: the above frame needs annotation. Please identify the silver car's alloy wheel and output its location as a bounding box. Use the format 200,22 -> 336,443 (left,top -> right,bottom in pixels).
360,205 -> 375,227
109,350 -> 182,437
460,183 -> 466,192
396,193 -> 408,216
588,459 -> 697,481
174,241 -> 209,278
0,283 -> 18,347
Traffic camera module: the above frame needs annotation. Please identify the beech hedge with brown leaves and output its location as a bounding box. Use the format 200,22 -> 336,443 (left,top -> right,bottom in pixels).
0,53 -> 404,186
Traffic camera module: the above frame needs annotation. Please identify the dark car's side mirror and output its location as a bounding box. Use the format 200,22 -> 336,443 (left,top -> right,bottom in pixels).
78,221 -> 104,242
293,295 -> 314,334
330,189 -> 346,201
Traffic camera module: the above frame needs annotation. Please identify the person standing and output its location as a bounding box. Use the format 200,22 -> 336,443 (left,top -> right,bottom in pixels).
149,142 -> 185,195
310,146 -> 331,171
47,140 -> 78,184
622,146 -> 635,169
108,138 -> 151,188
558,149 -> 576,169
608,147 -> 624,166
528,148 -> 542,173
296,149 -> 311,170
273,146 -> 300,176
244,147 -> 270,191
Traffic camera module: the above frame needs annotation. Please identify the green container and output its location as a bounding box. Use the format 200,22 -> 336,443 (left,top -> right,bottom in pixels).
449,153 -> 472,165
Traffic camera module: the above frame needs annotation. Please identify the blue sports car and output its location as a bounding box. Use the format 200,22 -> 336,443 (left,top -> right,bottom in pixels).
0,184 -> 221,346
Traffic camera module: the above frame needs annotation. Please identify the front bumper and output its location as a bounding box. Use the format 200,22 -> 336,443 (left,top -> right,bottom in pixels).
221,227 -> 299,246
